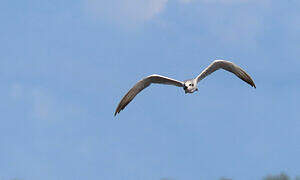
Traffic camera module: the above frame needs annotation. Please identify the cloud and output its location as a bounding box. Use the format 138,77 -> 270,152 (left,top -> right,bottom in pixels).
9,83 -> 84,124
31,88 -> 57,122
179,0 -> 267,3
198,0 -> 251,3
149,1 -> 269,50
83,0 -> 272,49
174,0 -> 271,48
178,0 -> 193,3
85,0 -> 168,24
84,0 -> 270,27
203,7 -> 264,46
10,83 -> 23,99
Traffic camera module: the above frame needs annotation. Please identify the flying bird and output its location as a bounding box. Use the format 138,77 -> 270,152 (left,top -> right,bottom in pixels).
115,60 -> 256,116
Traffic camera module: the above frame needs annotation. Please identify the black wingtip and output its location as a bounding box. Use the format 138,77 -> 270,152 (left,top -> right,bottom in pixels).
114,109 -> 122,117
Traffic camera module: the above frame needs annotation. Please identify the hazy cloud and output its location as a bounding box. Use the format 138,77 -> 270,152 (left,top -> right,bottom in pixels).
178,0 -> 193,3
9,84 -> 83,124
84,0 -> 270,32
199,0 -> 253,3
203,8 -> 264,46
181,0 -> 269,3
263,173 -> 290,180
85,0 -> 168,24
220,178 -> 232,180
10,83 -> 23,100
31,88 -> 57,122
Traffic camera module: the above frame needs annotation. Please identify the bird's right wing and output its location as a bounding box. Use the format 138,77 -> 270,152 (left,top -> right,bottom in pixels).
114,74 -> 184,116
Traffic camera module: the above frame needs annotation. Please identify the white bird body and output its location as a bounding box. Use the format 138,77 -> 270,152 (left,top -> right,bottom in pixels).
114,60 -> 256,116
183,79 -> 199,94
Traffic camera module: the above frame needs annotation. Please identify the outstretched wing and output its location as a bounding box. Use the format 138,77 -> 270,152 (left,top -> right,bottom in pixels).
196,60 -> 256,88
115,74 -> 184,116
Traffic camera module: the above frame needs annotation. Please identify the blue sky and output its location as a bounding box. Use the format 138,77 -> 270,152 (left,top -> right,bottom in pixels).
0,0 -> 300,180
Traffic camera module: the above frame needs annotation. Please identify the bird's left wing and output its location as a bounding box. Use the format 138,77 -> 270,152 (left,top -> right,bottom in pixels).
196,60 -> 256,88
114,74 -> 184,116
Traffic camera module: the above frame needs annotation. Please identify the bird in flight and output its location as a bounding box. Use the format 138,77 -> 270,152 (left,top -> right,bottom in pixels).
114,60 -> 256,116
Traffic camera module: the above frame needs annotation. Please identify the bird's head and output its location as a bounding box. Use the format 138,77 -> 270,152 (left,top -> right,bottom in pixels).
183,80 -> 198,94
